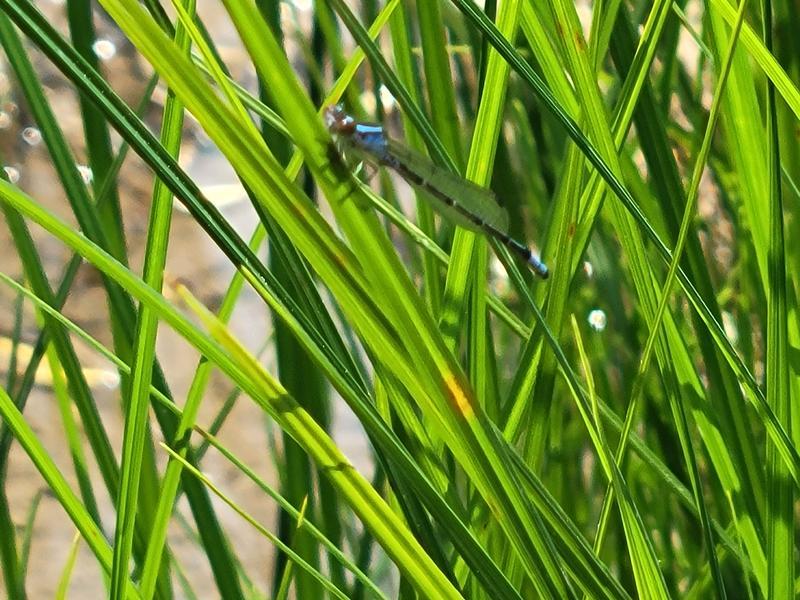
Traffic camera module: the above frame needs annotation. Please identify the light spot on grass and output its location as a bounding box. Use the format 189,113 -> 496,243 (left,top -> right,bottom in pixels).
588,309 -> 607,332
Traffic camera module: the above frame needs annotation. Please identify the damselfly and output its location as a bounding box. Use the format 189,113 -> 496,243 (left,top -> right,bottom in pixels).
324,105 -> 549,279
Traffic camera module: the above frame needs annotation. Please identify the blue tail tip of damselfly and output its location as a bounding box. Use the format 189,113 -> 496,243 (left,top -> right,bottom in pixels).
529,255 -> 549,279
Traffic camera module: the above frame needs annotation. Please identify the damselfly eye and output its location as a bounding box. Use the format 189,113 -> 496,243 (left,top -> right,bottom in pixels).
323,105 -> 340,128
324,104 -> 355,134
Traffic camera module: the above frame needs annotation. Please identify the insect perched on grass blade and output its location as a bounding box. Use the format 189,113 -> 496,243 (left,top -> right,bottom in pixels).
324,105 -> 548,279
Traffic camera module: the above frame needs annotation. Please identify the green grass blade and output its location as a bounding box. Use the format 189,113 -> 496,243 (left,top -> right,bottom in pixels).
0,384 -> 134,597
161,444 -> 350,600
0,4 -> 252,595
66,0 -> 127,261
0,164 -> 517,600
762,2 -> 794,597
110,2 -> 192,598
452,4 -> 799,478
3,0 -> 797,595
195,429 -> 390,600
416,1 -> 464,169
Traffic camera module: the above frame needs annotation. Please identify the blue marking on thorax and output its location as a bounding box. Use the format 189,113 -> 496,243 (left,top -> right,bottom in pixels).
353,124 -> 389,158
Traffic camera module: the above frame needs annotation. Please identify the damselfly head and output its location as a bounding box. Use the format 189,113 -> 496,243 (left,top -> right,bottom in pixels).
324,104 -> 355,135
